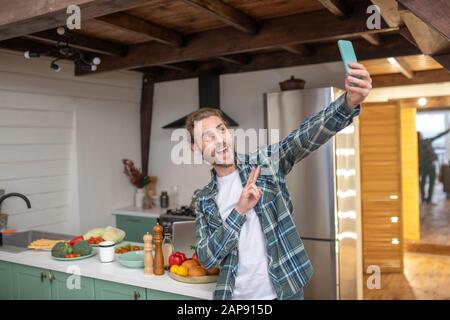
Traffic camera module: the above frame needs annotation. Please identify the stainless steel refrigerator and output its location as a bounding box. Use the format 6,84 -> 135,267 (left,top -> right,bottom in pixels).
264,87 -> 361,300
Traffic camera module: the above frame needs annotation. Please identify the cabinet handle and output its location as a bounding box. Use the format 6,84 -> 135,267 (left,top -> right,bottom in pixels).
134,290 -> 141,300
40,271 -> 47,283
48,272 -> 55,284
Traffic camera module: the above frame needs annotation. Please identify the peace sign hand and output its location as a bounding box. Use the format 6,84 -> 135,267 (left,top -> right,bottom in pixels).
235,166 -> 262,215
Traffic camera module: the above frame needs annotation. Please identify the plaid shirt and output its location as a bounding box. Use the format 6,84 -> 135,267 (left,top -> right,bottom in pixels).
194,93 -> 361,300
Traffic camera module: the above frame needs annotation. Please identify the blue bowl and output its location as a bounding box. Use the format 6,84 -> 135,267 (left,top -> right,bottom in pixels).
117,250 -> 145,268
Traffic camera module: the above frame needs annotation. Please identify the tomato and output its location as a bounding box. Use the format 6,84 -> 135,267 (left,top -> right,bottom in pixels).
133,246 -> 139,251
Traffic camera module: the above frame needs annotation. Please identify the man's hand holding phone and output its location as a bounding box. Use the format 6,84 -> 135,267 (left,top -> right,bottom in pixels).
345,62 -> 372,109
235,166 -> 262,215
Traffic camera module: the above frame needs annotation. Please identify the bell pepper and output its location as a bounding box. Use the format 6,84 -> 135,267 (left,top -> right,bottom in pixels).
169,252 -> 187,267
69,235 -> 84,247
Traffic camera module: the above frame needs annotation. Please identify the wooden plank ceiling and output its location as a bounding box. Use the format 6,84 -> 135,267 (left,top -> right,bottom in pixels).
0,0 -> 449,86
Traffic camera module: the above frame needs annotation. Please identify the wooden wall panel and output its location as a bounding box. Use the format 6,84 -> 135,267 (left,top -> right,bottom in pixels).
399,106 -> 420,241
359,102 -> 404,273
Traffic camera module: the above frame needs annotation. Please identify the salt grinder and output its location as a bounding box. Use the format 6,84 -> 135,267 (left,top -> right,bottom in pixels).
143,232 -> 153,275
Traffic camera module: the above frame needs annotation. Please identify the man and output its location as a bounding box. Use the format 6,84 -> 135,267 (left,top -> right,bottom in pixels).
187,63 -> 371,300
418,129 -> 450,204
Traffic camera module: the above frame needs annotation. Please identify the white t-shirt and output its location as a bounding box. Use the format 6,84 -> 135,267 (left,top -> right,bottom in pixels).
216,169 -> 277,300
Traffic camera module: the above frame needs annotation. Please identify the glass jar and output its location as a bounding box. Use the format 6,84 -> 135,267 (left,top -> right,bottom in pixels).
162,233 -> 174,269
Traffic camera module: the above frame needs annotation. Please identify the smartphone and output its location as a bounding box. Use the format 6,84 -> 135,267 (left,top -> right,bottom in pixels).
337,40 -> 358,74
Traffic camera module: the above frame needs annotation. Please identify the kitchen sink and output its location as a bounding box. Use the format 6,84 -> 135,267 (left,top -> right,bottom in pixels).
0,230 -> 74,253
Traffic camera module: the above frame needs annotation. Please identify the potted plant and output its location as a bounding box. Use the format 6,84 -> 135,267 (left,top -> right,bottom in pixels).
122,159 -> 150,208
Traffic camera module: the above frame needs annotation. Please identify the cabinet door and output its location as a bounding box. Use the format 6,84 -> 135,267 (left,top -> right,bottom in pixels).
94,279 -> 146,300
115,215 -> 157,242
49,270 -> 95,300
0,261 -> 13,300
146,288 -> 201,300
12,264 -> 52,300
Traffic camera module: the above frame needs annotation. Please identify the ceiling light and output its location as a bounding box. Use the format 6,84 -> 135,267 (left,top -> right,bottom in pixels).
50,60 -> 61,72
418,97 -> 427,106
56,27 -> 66,36
24,51 -> 40,59
92,57 -> 101,65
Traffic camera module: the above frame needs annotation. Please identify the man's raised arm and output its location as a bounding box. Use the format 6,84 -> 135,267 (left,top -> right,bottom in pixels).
261,63 -> 371,177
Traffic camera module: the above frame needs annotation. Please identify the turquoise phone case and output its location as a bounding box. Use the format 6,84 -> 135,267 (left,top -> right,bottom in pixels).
337,40 -> 358,74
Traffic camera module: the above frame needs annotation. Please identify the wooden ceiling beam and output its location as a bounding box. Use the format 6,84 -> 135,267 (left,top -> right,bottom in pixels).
181,0 -> 258,34
432,54 -> 450,71
371,68 -> 450,87
159,62 -> 197,73
399,8 -> 450,55
24,29 -> 125,56
0,38 -> 59,58
217,54 -> 250,65
370,0 -> 402,28
281,44 -> 312,56
360,33 -> 381,46
146,34 -> 419,82
96,13 -> 183,47
387,57 -> 414,79
318,0 -> 349,18
0,0 -> 152,41
399,25 -> 417,47
76,1 -> 396,75
398,0 -> 450,40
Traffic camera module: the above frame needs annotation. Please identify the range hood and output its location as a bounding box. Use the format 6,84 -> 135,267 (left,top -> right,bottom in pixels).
162,70 -> 239,129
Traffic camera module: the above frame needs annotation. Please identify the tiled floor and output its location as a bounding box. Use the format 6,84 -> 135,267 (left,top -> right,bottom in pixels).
420,183 -> 450,245
364,252 -> 450,300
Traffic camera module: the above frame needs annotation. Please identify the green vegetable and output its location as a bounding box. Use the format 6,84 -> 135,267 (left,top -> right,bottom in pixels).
73,240 -> 92,256
51,242 -> 71,258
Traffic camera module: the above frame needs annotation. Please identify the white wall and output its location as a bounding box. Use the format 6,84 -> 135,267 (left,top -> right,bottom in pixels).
150,62 -> 347,205
0,49 -> 142,234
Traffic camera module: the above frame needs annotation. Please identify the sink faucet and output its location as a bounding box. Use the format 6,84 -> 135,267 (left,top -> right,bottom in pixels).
0,193 -> 32,210
0,193 -> 31,243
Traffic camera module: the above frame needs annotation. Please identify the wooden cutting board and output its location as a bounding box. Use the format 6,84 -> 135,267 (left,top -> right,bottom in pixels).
169,272 -> 218,284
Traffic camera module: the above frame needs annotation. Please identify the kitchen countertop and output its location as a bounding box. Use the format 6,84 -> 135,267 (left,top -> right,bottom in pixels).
0,247 -> 215,300
111,206 -> 164,218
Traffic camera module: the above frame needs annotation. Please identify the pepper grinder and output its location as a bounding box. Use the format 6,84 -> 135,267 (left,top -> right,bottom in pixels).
143,232 -> 153,275
153,223 -> 165,275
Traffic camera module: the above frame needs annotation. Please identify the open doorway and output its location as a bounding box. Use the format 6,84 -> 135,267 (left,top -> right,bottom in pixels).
416,108 -> 450,247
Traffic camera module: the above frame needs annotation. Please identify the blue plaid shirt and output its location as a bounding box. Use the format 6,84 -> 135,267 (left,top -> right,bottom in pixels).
194,93 -> 361,300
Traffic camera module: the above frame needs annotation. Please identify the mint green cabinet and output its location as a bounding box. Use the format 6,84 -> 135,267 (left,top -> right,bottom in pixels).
12,264 -> 52,300
146,288 -> 200,300
49,270 -> 95,300
0,261 -> 13,300
1,261 -> 202,300
115,215 -> 158,242
94,279 -> 146,300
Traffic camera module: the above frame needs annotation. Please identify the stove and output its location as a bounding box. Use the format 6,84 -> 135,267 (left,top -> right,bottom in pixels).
160,206 -> 195,219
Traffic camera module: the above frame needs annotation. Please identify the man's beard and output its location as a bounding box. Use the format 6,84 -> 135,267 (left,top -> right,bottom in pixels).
204,143 -> 234,167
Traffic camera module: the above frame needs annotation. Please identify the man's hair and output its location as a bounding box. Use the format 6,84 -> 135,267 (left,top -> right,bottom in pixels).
185,108 -> 228,144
